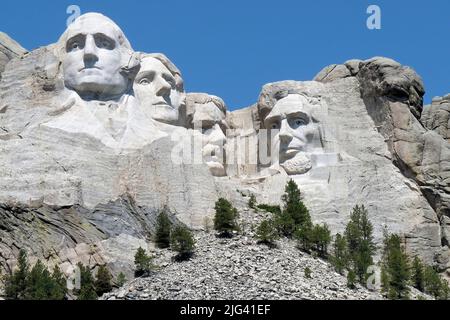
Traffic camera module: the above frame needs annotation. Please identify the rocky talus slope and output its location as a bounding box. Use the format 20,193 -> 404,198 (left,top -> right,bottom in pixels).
102,231 -> 382,300
101,209 -> 383,300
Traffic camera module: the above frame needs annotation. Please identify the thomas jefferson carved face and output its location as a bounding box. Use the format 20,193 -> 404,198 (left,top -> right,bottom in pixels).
264,94 -> 319,175
61,13 -> 131,100
133,56 -> 184,125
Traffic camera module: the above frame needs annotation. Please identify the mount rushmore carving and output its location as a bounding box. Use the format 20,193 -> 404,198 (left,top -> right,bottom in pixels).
0,13 -> 449,280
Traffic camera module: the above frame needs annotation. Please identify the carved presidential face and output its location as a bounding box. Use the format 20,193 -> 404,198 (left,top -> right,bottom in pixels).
264,94 -> 319,175
133,57 -> 184,125
62,14 -> 130,99
192,101 -> 227,177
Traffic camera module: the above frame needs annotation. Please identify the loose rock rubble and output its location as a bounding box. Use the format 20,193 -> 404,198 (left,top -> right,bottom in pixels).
102,227 -> 383,300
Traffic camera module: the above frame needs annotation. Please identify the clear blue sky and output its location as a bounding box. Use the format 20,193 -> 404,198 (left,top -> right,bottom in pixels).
1,0 -> 448,110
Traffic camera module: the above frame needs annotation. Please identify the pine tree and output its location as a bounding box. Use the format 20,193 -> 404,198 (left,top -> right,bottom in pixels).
344,205 -> 375,284
5,249 -> 30,299
170,225 -> 196,261
95,265 -> 113,296
311,224 -> 331,257
50,265 -> 67,300
134,247 -> 153,277
294,220 -> 313,252
423,265 -> 449,300
347,270 -> 357,289
381,233 -> 410,299
155,209 -> 172,249
332,233 -> 348,274
214,198 -> 239,237
411,256 -> 425,292
281,180 -> 311,233
77,263 -> 98,300
255,219 -> 279,246
116,272 -> 127,287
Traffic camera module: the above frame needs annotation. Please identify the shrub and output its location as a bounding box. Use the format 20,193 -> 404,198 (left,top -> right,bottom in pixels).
256,204 -> 281,215
170,225 -> 196,261
155,209 -> 172,249
304,267 -> 312,279
116,272 -> 127,287
214,198 -> 239,237
248,194 -> 257,209
134,247 -> 154,277
255,219 -> 278,246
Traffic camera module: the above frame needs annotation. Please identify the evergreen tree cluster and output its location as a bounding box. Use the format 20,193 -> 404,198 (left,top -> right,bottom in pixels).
380,231 -> 449,300
253,180 -> 331,256
154,209 -> 196,261
2,249 -> 116,300
4,250 -> 67,300
330,205 -> 376,288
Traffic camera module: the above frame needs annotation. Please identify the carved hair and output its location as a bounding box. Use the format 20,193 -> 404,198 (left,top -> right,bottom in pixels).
56,13 -> 132,57
185,93 -> 227,115
139,53 -> 184,92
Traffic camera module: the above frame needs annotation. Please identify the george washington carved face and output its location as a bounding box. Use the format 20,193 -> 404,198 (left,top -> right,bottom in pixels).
60,13 -> 133,100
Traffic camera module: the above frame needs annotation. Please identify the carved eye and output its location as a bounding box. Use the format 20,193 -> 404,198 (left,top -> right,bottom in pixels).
95,35 -> 115,50
139,78 -> 151,85
290,117 -> 307,129
270,122 -> 279,130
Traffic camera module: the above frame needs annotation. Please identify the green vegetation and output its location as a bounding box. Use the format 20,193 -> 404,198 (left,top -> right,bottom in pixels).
134,247 -> 154,277
344,205 -> 376,285
304,267 -> 312,279
155,209 -> 172,249
255,219 -> 279,246
380,232 -> 410,299
116,272 -> 127,287
76,263 -> 97,300
4,250 -> 68,300
170,225 -> 196,261
94,265 -> 113,297
248,194 -> 257,209
214,198 -> 239,237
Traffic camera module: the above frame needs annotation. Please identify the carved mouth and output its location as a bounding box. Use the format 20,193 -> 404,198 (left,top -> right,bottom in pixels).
79,66 -> 102,72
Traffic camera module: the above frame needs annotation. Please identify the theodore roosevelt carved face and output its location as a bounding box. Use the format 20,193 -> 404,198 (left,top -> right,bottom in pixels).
186,93 -> 228,177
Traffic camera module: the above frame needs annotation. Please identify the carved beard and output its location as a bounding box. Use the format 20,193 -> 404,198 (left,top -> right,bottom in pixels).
280,152 -> 312,175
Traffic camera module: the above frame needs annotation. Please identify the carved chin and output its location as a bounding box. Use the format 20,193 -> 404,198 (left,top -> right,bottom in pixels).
280,153 -> 312,175
207,161 -> 226,177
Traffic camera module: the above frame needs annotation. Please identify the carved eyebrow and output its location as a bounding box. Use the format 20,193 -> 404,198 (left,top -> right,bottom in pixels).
286,111 -> 309,119
135,70 -> 155,81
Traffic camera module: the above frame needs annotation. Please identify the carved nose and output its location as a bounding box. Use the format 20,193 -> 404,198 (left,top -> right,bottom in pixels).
155,77 -> 171,97
279,120 -> 292,144
83,36 -> 99,66
209,124 -> 226,146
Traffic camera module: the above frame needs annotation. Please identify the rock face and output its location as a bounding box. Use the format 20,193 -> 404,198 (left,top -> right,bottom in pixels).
0,13 -> 449,288
0,32 -> 27,80
422,95 -> 450,142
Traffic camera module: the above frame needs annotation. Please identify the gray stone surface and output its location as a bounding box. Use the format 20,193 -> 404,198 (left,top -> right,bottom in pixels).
0,13 -> 449,297
0,32 -> 27,80
421,95 -> 450,142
